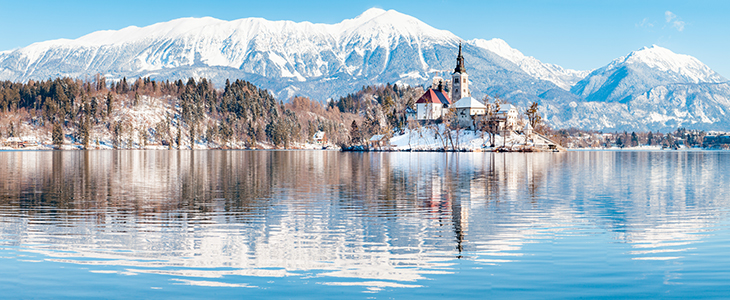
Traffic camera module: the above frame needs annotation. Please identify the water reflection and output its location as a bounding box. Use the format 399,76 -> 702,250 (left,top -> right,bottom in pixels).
1,150 -> 729,291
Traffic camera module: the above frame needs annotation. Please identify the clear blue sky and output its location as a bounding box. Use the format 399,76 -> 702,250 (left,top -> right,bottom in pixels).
1,0 -> 728,77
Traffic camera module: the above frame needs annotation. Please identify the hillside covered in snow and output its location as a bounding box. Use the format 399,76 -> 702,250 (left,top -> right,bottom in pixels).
0,77 -> 368,150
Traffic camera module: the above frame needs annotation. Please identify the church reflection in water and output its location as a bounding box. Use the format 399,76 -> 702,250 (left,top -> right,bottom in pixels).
1,150 -> 729,286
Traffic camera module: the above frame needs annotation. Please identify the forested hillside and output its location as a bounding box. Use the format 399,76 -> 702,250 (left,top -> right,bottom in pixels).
0,77 -> 423,149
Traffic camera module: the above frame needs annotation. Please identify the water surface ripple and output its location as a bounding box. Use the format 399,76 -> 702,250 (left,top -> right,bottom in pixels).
1,150 -> 729,298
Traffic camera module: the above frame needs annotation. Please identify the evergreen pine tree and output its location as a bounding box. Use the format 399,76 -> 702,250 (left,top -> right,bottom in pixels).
52,123 -> 63,149
189,125 -> 196,149
176,127 -> 182,149
350,120 -> 360,145
631,132 -> 639,147
647,131 -> 654,145
80,116 -> 90,149
106,92 -> 113,117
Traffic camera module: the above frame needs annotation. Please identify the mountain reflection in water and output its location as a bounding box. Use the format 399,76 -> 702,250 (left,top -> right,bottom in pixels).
1,150 -> 729,297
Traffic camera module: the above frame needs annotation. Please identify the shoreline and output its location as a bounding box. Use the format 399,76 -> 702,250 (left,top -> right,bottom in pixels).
2,146 -> 725,152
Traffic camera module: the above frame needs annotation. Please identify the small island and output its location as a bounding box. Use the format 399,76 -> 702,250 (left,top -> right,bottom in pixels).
345,43 -> 562,152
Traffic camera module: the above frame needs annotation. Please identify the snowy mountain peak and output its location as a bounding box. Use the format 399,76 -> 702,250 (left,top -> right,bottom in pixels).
572,44 -> 728,110
624,44 -> 695,67
607,45 -> 725,84
355,7 -> 388,19
350,8 -> 427,27
12,7 -> 457,56
331,7 -> 388,33
471,38 -> 522,63
337,7 -> 458,43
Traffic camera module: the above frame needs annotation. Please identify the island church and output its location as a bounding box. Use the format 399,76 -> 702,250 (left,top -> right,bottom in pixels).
413,44 -> 518,131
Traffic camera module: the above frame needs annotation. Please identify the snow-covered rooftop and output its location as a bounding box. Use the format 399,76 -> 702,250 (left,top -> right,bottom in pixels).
453,96 -> 486,109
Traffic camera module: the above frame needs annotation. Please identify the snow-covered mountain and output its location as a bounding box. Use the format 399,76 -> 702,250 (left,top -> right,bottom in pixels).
572,45 -> 726,103
543,45 -> 730,131
1,9 -> 729,131
542,82 -> 730,131
0,9 -> 460,96
0,8 -> 577,99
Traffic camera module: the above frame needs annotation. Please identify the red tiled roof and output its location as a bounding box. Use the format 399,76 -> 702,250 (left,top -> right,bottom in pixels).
416,88 -> 451,105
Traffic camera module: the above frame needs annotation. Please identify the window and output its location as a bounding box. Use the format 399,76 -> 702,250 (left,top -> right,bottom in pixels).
463,79 -> 466,83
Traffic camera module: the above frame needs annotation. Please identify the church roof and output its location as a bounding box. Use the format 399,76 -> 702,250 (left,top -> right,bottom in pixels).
416,88 -> 451,105
453,96 -> 486,109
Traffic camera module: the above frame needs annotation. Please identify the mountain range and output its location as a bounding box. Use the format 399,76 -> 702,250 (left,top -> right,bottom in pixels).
1,8 -> 728,132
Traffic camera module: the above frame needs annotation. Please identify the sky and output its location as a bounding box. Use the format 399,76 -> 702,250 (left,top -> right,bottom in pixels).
1,0 -> 728,77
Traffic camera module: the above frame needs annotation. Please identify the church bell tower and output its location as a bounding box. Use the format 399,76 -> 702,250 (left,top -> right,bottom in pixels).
451,43 -> 469,102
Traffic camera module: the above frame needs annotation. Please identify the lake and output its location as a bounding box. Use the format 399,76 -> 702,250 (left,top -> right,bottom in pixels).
1,150 -> 729,299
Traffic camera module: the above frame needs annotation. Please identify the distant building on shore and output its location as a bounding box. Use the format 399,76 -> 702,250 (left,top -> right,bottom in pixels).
313,131 -> 327,144
3,136 -> 39,149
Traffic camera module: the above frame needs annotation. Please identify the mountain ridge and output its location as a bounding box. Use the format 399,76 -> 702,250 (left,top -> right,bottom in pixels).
1,8 -> 729,132
572,45 -> 727,103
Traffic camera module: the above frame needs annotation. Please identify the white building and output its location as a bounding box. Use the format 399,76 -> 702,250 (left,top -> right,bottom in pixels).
415,88 -> 452,120
405,106 -> 417,122
452,96 -> 487,129
313,131 -> 327,144
503,104 -> 519,130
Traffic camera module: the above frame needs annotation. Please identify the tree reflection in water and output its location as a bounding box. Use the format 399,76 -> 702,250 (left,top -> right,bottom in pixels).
1,150 -> 729,290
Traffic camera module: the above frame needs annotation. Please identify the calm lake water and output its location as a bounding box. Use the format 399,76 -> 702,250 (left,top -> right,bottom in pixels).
1,150 -> 729,299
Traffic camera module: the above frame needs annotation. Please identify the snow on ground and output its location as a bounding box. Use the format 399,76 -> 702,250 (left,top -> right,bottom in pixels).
386,124 -> 527,151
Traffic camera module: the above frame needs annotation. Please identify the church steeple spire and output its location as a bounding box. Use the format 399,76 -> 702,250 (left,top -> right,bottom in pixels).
451,42 -> 469,102
454,42 -> 466,74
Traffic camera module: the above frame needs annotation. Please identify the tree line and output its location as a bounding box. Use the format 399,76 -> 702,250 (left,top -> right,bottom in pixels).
546,127 -> 720,149
0,76 -> 385,149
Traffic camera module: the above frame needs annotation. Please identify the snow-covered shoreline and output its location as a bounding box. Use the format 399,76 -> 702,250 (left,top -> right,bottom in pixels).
2,124 -> 724,152
348,125 -> 564,152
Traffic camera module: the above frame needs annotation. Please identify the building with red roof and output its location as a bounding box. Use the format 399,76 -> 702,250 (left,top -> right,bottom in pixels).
415,87 -> 452,120
414,43 -> 472,121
